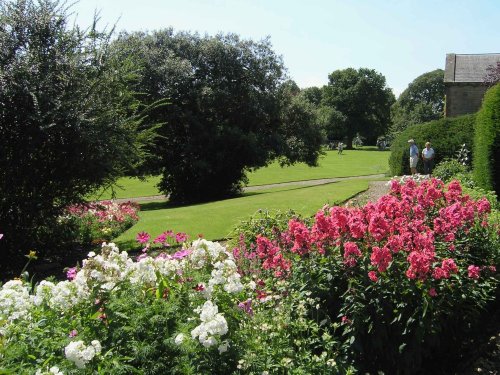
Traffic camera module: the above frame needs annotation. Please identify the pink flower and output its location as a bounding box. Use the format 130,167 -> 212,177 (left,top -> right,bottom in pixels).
66,267 -> 78,281
238,299 -> 254,316
288,219 -> 312,255
370,246 -> 392,273
172,249 -> 191,259
442,258 -> 458,274
467,265 -> 480,279
341,316 -> 351,324
428,288 -> 437,297
153,233 -> 167,244
69,329 -> 78,338
0,233 -> 3,240
432,267 -> 449,280
343,242 -> 362,267
368,271 -> 378,282
175,232 -> 188,243
136,231 -> 150,244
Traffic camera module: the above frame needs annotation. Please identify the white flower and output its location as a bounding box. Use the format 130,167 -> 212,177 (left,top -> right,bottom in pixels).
65,340 -> 101,369
174,333 -> 185,345
87,251 -> 96,258
191,301 -> 228,347
0,280 -> 33,322
247,280 -> 256,290
35,366 -> 64,375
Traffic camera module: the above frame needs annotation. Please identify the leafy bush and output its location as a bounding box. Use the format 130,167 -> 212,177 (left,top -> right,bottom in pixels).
433,159 -> 469,182
0,236 -> 350,374
389,114 -> 476,176
473,83 -> 500,194
113,31 -> 322,203
0,0 -> 154,275
1,180 -> 498,374
235,178 -> 499,373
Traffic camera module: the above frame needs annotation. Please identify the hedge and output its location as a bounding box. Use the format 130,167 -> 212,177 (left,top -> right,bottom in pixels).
473,84 -> 500,194
389,114 -> 476,176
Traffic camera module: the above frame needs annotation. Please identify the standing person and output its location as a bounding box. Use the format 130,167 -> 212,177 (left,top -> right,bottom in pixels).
422,142 -> 435,175
408,139 -> 419,175
338,142 -> 343,155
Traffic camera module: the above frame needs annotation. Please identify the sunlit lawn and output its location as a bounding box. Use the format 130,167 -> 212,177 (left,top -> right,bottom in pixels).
115,178 -> 374,251
91,149 -> 389,200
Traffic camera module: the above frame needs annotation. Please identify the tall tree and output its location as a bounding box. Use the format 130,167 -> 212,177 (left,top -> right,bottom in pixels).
0,0 -> 151,273
114,30 -> 322,203
322,68 -> 394,148
390,69 -> 444,134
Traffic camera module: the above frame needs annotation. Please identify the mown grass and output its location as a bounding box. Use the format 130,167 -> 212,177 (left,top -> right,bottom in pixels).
115,178 -> 374,251
91,149 -> 389,200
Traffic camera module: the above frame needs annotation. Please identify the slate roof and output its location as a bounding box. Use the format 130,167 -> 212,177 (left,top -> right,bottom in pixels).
444,53 -> 500,83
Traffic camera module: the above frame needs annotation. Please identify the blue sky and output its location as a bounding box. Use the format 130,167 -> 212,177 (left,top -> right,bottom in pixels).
70,0 -> 500,96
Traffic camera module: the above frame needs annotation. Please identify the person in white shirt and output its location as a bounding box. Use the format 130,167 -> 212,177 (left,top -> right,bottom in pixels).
422,142 -> 435,175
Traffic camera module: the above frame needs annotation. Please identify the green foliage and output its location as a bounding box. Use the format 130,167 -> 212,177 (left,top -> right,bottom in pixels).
390,69 -> 445,135
433,159 -> 469,182
389,114 -> 476,176
0,0 -> 154,275
113,30 -> 322,203
473,83 -> 500,194
322,68 -> 395,148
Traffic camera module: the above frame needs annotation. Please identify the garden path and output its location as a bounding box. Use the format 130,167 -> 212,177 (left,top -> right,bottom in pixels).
108,173 -> 388,203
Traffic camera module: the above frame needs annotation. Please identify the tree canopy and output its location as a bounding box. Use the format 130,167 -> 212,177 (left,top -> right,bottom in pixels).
390,69 -> 444,135
322,68 -> 394,148
0,0 -> 151,272
114,30 -> 323,203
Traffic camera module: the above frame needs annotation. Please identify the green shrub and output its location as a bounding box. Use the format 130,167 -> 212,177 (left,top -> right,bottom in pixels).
389,114 -> 476,176
473,84 -> 500,194
433,159 -> 469,182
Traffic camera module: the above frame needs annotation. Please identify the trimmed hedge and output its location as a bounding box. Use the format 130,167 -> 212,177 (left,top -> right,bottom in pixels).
389,114 -> 475,176
473,84 -> 500,194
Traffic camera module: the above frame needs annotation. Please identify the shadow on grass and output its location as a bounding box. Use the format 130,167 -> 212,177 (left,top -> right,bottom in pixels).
139,182 -> 341,212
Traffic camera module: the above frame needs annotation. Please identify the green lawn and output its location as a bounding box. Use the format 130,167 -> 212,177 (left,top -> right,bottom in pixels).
248,149 -> 389,186
114,178 -> 373,251
91,149 -> 389,200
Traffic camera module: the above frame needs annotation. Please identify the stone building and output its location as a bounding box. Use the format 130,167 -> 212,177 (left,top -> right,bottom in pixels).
444,53 -> 500,117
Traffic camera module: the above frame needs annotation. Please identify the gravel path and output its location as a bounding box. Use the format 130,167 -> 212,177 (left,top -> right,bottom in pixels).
108,173 -> 387,203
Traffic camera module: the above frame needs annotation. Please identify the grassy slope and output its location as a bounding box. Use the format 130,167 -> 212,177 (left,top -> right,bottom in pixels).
115,179 -> 373,250
91,149 -> 389,200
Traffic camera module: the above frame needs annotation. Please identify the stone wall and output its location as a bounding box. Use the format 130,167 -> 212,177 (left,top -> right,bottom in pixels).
445,84 -> 487,117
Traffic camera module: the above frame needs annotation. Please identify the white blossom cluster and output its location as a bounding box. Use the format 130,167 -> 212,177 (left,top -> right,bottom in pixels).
395,174 -> 432,185
79,242 -> 134,291
189,239 -> 227,268
35,366 -> 64,375
1,239 -> 245,355
191,300 -> 228,347
33,280 -> 86,311
0,280 -> 32,322
64,340 -> 101,369
209,259 -> 244,294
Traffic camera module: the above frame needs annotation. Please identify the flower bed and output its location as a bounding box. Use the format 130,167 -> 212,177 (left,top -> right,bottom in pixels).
60,201 -> 139,244
0,178 -> 498,374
